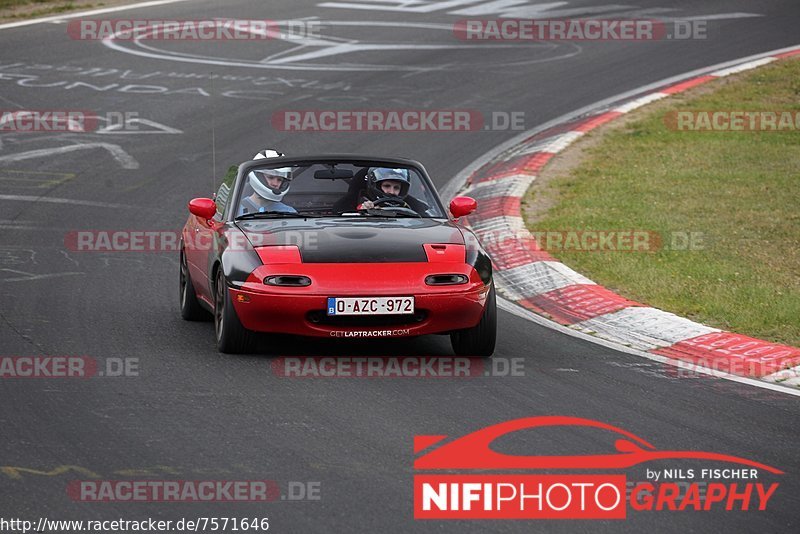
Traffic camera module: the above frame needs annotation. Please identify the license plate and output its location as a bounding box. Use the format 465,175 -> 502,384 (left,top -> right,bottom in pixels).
327,296 -> 414,316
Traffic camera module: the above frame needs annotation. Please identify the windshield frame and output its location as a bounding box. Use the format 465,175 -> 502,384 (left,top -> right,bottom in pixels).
225,155 -> 447,222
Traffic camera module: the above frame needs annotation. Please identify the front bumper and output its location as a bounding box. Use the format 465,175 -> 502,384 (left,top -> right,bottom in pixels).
229,262 -> 490,338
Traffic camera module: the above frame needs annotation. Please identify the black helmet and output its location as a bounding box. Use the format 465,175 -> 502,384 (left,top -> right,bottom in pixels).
366,167 -> 411,199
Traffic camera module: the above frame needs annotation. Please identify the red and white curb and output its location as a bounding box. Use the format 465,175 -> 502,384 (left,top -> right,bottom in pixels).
453,45 -> 800,391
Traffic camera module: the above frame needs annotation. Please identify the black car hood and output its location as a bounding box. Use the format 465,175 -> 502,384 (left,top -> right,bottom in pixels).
237,217 -> 464,263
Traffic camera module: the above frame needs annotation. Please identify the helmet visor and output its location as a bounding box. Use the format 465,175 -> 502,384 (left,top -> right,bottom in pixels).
253,167 -> 293,195
371,168 -> 409,182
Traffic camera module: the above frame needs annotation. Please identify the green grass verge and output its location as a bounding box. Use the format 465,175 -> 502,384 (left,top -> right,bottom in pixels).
0,0 -> 53,7
0,1 -> 92,19
526,58 -> 800,346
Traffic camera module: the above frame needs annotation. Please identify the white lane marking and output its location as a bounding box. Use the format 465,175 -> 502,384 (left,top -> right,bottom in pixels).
497,297 -> 800,397
124,18 -> 519,66
319,1 -> 763,20
101,19 -> 553,73
450,2 -> 622,18
60,250 -> 80,268
613,92 -> 668,114
0,195 -> 133,208
318,0 -> 493,13
0,224 -> 51,230
0,0 -> 197,30
0,219 -> 36,225
677,13 -> 765,21
96,117 -> 183,135
0,93 -> 24,108
0,268 -> 83,282
710,57 -> 777,77
573,307 -> 720,351
0,143 -> 138,169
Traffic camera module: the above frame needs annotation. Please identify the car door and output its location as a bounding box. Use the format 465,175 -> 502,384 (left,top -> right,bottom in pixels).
187,166 -> 237,303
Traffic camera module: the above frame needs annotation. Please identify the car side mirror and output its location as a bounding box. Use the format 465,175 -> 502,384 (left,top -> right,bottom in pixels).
189,198 -> 217,219
450,196 -> 477,218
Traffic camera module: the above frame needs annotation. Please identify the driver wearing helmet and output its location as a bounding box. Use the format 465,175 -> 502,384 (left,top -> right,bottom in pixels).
238,149 -> 297,215
333,167 -> 429,215
359,167 -> 412,210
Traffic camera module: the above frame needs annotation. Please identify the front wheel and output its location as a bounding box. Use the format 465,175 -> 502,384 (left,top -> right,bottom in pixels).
214,269 -> 254,354
179,248 -> 209,321
450,285 -> 496,358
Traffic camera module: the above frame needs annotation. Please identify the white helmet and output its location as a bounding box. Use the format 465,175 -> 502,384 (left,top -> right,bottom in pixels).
253,149 -> 284,160
248,149 -> 292,202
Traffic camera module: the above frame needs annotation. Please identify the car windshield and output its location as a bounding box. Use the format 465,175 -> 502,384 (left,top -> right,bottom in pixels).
234,162 -> 446,219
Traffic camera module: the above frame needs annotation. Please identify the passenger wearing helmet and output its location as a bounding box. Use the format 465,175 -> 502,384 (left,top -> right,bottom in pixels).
333,167 -> 429,215
238,149 -> 297,216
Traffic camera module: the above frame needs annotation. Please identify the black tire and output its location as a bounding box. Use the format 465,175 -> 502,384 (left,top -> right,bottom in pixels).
450,285 -> 497,358
214,268 -> 254,354
179,248 -> 209,321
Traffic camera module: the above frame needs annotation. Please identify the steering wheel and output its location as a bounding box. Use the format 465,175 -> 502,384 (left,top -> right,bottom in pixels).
371,196 -> 410,208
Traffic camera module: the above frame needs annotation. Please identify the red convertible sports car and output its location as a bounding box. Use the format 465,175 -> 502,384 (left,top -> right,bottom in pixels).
179,151 -> 496,356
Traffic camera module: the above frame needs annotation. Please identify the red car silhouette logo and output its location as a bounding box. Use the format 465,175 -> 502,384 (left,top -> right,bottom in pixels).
414,416 -> 783,473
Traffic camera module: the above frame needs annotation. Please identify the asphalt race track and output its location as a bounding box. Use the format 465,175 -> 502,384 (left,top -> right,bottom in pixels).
1,0 -> 799,532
